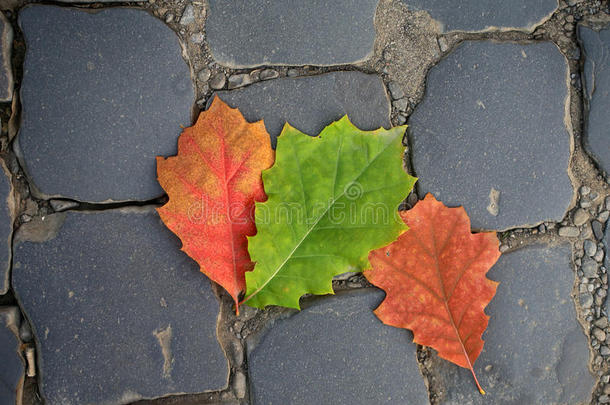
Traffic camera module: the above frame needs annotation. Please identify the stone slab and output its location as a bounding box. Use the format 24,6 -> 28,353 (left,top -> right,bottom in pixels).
403,0 -> 557,32
12,210 -> 227,405
247,289 -> 429,405
0,12 -> 13,102
206,0 -> 379,68
408,41 -> 572,230
0,307 -> 24,405
0,160 -> 12,294
215,71 -> 390,148
435,244 -> 592,404
18,6 -> 193,202
580,26 -> 610,176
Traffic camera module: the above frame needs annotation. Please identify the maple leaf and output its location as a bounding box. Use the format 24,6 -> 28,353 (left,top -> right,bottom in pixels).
364,194 -> 500,394
156,97 -> 274,310
242,117 -> 417,309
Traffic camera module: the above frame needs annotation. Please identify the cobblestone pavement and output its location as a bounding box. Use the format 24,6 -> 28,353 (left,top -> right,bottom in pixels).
0,0 -> 608,404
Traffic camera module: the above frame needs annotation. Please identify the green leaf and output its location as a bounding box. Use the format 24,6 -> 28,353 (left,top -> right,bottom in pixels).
242,116 -> 417,309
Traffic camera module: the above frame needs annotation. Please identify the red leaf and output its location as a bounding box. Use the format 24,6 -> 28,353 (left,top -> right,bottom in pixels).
364,194 -> 500,394
156,97 -> 274,310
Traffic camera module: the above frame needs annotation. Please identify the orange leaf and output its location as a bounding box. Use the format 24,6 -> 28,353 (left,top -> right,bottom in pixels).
156,97 -> 274,310
364,193 -> 500,394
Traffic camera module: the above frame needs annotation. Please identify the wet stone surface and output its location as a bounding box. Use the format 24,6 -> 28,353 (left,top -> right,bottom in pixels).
408,41 -> 572,231
0,12 -> 13,102
580,25 -> 610,176
206,0 -> 379,68
215,71 -> 391,148
0,307 -> 24,405
0,163 -> 12,295
18,6 -> 193,202
247,289 -> 429,405
12,211 -> 227,405
435,244 -> 593,404
402,0 -> 557,32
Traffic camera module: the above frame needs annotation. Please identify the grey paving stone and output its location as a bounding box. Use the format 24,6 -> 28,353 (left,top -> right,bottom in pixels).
247,289 -> 429,405
580,26 -> 610,176
215,71 -> 390,148
206,0 -> 379,67
0,307 -> 24,405
0,160 -> 12,295
0,12 -> 13,102
435,244 -> 592,404
18,6 -> 193,202
403,0 -> 557,32
12,210 -> 227,405
408,41 -> 572,230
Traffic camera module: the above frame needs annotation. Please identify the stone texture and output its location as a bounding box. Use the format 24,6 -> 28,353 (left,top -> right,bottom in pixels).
0,307 -> 24,405
403,0 -> 557,32
0,12 -> 13,102
247,289 -> 429,404
12,210 -> 227,405
580,26 -> 610,175
206,0 -> 379,67
436,244 -> 593,404
408,41 -> 572,230
215,71 -> 390,147
0,161 -> 12,295
18,6 -> 193,202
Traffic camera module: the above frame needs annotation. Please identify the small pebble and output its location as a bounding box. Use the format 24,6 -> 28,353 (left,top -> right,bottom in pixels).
599,211 -> 610,223
594,328 -> 607,342
180,4 -> 195,25
228,73 -> 253,89
595,249 -> 605,263
580,293 -> 594,308
538,224 -> 546,233
582,259 -> 598,278
580,185 -> 591,195
602,346 -> 610,356
165,13 -> 174,23
581,199 -> 592,208
592,221 -> 604,240
190,32 -> 204,44
559,226 -> 579,237
392,98 -> 409,111
209,72 -> 226,90
584,239 -> 598,257
233,371 -> 247,399
287,69 -> 299,77
573,208 -> 589,226
388,81 -> 405,100
197,68 -> 211,82
438,36 -> 449,52
396,114 -> 407,125
260,69 -> 279,80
